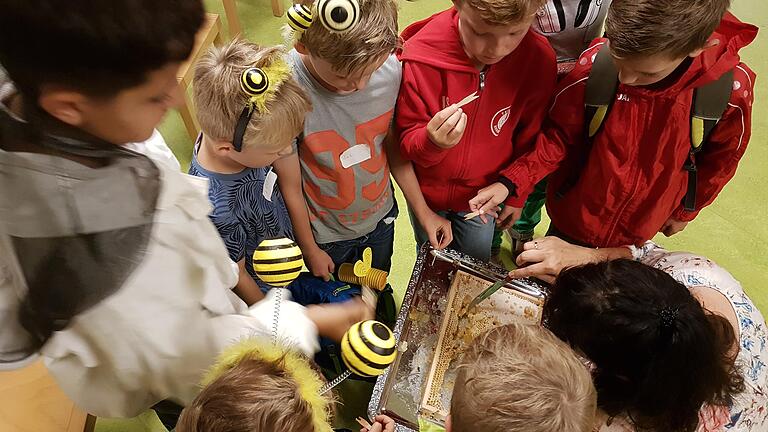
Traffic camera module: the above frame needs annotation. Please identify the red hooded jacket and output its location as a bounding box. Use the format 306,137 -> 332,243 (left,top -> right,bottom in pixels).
504,14 -> 757,247
396,8 -> 557,211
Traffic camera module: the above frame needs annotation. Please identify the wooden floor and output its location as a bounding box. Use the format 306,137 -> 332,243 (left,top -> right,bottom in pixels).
0,360 -> 92,432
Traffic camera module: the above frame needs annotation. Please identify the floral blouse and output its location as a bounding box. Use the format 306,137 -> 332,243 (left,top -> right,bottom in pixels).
594,247 -> 767,432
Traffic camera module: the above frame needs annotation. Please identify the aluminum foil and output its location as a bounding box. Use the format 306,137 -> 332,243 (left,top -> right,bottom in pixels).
367,245 -> 548,431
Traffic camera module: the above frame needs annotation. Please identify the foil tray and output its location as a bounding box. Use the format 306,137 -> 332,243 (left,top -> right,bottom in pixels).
367,245 -> 548,431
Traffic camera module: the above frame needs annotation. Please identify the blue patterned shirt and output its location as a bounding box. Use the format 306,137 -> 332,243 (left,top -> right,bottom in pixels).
188,142 -> 294,288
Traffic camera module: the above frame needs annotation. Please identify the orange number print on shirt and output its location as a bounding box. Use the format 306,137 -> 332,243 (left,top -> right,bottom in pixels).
300,111 -> 392,211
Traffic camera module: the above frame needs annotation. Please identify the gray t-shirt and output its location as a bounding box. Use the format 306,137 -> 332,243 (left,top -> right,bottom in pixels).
289,50 -> 401,244
533,0 -> 611,62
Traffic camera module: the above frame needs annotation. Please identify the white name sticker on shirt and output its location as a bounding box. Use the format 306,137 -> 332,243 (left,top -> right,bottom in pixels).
263,168 -> 278,202
340,144 -> 372,169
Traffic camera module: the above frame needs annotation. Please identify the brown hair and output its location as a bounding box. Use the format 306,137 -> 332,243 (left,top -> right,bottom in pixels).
450,321 -> 597,432
454,0 -> 546,25
606,0 -> 731,58
177,355 -> 330,432
295,0 -> 399,75
193,40 -> 311,148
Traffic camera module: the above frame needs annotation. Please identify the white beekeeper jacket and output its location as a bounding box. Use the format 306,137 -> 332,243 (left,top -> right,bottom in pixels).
0,86 -> 318,417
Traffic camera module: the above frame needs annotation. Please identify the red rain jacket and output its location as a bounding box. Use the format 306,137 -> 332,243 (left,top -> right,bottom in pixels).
504,14 -> 757,247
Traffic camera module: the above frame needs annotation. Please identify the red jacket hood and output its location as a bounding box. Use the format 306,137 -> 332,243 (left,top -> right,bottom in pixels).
399,8 -> 481,73
633,13 -> 757,96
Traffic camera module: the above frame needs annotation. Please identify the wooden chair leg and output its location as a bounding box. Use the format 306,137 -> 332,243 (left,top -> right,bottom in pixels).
222,0 -> 243,38
271,0 -> 285,17
178,85 -> 200,142
83,415 -> 97,432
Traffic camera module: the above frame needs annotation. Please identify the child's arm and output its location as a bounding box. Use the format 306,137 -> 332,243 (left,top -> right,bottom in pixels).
396,63 -> 465,168
385,126 -> 452,249
469,46 -> 598,218
234,258 -> 265,305
664,63 -> 756,232
273,153 -> 335,281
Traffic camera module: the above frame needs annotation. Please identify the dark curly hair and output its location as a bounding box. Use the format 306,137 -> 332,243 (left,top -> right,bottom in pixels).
543,259 -> 744,432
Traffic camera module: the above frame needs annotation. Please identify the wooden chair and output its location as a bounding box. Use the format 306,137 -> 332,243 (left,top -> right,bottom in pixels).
0,360 -> 95,432
222,0 -> 245,35
177,13 -> 225,141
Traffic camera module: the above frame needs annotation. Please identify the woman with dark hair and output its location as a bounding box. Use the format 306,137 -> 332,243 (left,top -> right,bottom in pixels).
537,240 -> 767,431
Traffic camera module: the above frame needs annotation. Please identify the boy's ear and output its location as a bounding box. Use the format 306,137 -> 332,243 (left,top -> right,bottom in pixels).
294,42 -> 309,55
689,38 -> 720,58
211,140 -> 236,156
37,88 -> 87,127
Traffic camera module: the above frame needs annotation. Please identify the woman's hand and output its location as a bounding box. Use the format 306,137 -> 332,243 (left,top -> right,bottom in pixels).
509,236 -> 602,283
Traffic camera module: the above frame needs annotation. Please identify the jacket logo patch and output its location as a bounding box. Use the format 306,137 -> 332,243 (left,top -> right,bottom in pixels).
491,106 -> 512,137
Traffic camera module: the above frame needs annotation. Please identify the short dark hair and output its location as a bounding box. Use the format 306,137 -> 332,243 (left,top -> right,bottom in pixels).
606,0 -> 731,59
543,259 -> 744,432
0,0 -> 204,99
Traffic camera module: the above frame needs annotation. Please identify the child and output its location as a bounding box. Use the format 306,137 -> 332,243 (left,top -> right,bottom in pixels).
470,0 -> 757,249
188,40 -> 310,305
533,0 -> 612,70
276,0 -> 452,282
362,322 -> 597,432
396,0 -> 557,261
176,338 -> 335,432
0,0 -> 366,419
494,0 -> 613,260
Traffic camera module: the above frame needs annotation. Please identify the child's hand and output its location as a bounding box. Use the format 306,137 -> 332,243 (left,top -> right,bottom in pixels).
306,246 -> 335,282
427,104 -> 467,149
419,211 -> 453,250
496,205 -> 523,230
660,217 -> 688,237
469,182 -> 510,223
360,415 -> 396,432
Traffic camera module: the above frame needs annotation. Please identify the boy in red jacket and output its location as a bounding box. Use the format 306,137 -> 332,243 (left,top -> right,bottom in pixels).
470,0 -> 756,251
396,0 -> 556,261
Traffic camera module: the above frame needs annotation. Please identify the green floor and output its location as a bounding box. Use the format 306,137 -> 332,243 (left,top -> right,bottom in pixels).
96,0 -> 767,430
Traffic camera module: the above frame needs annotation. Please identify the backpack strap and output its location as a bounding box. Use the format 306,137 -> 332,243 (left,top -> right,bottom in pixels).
682,69 -> 734,211
584,45 -> 619,138
556,44 -> 618,198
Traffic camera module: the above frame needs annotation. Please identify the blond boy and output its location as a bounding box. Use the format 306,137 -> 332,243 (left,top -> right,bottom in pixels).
276,0 -> 453,282
362,322 -> 597,432
396,0 -> 557,261
189,41 -> 311,305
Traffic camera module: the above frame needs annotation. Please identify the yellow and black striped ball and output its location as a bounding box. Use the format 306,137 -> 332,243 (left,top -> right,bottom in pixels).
341,320 -> 396,377
252,238 -> 304,287
241,67 -> 269,96
287,4 -> 313,32
317,0 -> 359,33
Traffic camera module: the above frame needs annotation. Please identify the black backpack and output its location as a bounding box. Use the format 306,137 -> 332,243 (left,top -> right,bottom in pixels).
560,44 -> 734,212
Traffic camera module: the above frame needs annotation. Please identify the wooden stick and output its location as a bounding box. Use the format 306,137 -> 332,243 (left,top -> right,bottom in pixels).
455,91 -> 479,109
463,210 -> 481,220
356,416 -> 373,429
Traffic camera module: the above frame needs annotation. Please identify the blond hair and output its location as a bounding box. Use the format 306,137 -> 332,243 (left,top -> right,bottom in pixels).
177,352 -> 334,432
606,0 -> 731,58
455,0 -> 546,25
193,40 -> 311,148
450,321 -> 597,432
295,0 -> 398,75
